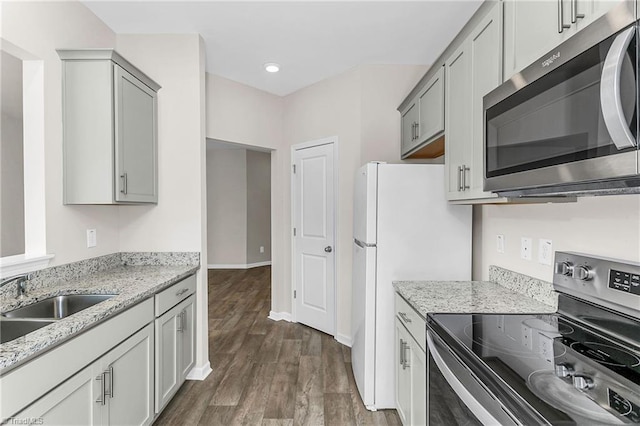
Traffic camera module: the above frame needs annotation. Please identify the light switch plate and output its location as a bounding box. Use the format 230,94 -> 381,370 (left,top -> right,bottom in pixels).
521,237 -> 532,260
87,229 -> 97,248
496,235 -> 505,253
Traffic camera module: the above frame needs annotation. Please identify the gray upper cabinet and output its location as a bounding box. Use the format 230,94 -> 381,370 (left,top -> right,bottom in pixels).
399,67 -> 445,159
503,0 -> 626,80
58,49 -> 160,204
446,1 -> 503,202
416,67 -> 445,145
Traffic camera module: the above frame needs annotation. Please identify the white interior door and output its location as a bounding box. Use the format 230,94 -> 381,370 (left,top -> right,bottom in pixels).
293,141 -> 335,335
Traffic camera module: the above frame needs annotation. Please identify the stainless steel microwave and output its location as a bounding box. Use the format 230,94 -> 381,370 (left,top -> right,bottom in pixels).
483,2 -> 640,197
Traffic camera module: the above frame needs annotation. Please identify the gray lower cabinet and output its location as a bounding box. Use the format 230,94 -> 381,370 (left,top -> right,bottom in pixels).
58,49 -> 160,204
15,323 -> 154,426
155,294 -> 195,413
395,294 -> 427,426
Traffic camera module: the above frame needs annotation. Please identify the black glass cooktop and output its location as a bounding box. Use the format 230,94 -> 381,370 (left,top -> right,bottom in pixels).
428,306 -> 640,425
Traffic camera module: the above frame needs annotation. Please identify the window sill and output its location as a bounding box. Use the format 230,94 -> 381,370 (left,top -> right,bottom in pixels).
0,254 -> 55,278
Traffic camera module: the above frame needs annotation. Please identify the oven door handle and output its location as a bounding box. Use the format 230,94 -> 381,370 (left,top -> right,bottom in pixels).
600,25 -> 637,150
427,331 -> 511,426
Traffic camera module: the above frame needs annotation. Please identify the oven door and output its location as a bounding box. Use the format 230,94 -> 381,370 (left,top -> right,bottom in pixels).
426,330 -> 521,426
484,9 -> 639,195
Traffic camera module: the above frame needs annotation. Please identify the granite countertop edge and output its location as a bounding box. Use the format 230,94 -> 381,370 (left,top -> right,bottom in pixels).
393,279 -> 557,320
0,264 -> 199,373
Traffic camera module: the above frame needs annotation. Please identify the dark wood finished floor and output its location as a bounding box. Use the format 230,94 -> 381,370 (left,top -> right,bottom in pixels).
154,266 -> 402,425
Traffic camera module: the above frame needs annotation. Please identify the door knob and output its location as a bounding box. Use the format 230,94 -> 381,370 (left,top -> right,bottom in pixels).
324,246 -> 333,253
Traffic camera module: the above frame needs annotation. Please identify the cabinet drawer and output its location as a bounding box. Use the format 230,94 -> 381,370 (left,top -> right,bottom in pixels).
155,274 -> 196,317
395,293 -> 426,352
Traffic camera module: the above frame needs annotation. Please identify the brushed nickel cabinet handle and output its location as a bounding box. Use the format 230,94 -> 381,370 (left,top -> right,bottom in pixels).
105,366 -> 114,399
96,372 -> 107,405
570,0 -> 584,23
463,165 -> 470,190
176,288 -> 189,297
558,0 -> 571,33
120,173 -> 128,194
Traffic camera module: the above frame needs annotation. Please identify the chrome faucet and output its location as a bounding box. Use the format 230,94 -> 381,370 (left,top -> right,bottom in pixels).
0,273 -> 32,298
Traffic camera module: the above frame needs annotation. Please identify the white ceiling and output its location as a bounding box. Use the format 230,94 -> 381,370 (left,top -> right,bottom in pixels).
84,1 -> 483,96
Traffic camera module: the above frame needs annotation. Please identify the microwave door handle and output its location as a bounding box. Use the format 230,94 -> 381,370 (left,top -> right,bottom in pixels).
427,331 -> 513,426
600,26 -> 637,150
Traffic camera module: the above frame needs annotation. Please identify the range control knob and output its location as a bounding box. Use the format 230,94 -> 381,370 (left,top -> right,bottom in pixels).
573,375 -> 595,391
554,363 -> 575,378
555,261 -> 574,276
572,265 -> 594,281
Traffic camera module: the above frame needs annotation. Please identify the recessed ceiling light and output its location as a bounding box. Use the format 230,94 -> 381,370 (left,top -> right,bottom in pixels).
264,62 -> 280,73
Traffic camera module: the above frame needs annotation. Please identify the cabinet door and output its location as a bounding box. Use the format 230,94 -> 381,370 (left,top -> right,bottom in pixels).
179,296 -> 196,381
396,319 -> 411,426
503,0 -> 572,79
417,67 -> 445,143
576,0 -> 624,30
15,361 -> 103,425
401,102 -> 419,155
104,323 -> 154,426
410,344 -> 427,426
444,41 -> 472,200
114,65 -> 158,203
155,303 -> 181,412
467,2 -> 502,200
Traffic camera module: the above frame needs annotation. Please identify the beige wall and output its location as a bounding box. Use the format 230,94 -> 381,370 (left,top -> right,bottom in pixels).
2,1 -> 120,265
208,65 -> 428,340
115,33 -> 209,374
473,196 -> 640,282
207,147 -> 247,265
206,145 -> 272,267
0,110 -> 25,257
246,150 -> 272,265
1,51 -> 25,257
360,64 -> 430,164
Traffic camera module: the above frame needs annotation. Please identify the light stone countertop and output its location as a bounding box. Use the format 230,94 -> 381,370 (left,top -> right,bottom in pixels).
393,280 -> 557,320
0,260 -> 198,372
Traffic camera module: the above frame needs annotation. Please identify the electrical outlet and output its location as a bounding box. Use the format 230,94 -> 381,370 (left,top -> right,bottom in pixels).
496,235 -> 505,253
539,332 -> 553,363
538,239 -> 553,265
522,324 -> 532,350
86,229 -> 97,248
521,237 -> 532,261
260,246 -> 265,254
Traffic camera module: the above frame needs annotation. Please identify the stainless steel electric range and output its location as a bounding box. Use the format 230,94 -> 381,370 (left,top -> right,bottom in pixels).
427,252 -> 640,425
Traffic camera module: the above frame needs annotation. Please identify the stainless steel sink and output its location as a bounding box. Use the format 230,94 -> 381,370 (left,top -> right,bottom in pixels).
0,319 -> 56,344
2,294 -> 115,320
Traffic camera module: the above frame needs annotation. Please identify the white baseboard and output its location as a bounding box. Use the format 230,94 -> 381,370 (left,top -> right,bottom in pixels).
335,333 -> 352,347
185,361 -> 212,381
268,311 -> 292,322
208,261 -> 271,270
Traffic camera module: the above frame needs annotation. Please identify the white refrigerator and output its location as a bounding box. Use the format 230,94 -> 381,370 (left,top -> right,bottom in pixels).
351,162 -> 472,410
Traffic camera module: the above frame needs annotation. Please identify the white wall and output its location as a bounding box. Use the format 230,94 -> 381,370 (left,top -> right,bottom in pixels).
246,149 -> 271,264
473,196 -> 640,282
2,1 -> 120,265
207,147 -> 247,265
115,33 -> 209,376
